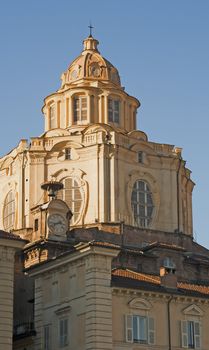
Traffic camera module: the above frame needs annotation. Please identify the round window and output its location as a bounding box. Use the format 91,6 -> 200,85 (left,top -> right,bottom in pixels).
3,191 -> 15,231
131,180 -> 154,227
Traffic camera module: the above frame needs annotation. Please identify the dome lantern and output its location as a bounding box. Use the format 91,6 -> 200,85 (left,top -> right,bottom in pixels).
83,35 -> 100,52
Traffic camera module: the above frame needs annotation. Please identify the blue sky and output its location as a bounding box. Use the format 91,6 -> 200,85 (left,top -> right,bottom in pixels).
0,1 -> 209,247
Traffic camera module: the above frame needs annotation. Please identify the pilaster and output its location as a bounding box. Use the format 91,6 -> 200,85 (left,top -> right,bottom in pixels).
34,277 -> 44,350
0,235 -> 25,350
84,247 -> 119,350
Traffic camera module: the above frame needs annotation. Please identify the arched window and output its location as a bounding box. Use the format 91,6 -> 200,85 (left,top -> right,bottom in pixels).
49,103 -> 56,129
108,98 -> 120,123
73,96 -> 87,123
131,180 -> 154,228
3,191 -> 15,231
57,178 -> 83,224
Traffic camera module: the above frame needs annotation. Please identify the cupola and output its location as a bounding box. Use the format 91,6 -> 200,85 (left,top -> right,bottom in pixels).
60,35 -> 121,88
42,35 -> 140,133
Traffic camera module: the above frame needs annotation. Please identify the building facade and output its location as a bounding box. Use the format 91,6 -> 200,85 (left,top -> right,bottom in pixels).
0,34 -> 209,350
0,231 -> 25,350
0,35 -> 194,238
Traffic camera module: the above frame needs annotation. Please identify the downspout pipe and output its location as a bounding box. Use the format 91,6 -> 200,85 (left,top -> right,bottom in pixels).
167,295 -> 174,350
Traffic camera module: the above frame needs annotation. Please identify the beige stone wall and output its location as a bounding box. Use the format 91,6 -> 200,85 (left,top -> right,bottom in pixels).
112,289 -> 209,350
28,245 -> 119,350
0,124 -> 194,240
0,237 -> 25,350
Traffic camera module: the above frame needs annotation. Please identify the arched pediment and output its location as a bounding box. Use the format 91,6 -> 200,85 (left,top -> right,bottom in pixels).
128,130 -> 148,142
183,304 -> 204,316
129,141 -> 156,154
82,123 -> 115,135
50,140 -> 83,152
42,128 -> 71,138
50,169 -> 68,179
128,298 -> 152,310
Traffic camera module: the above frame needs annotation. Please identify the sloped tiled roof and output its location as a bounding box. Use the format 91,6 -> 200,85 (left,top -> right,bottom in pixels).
112,268 -> 160,284
178,282 -> 209,295
112,268 -> 209,298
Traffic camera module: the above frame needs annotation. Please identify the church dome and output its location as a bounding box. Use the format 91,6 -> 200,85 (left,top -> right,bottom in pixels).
60,35 -> 121,88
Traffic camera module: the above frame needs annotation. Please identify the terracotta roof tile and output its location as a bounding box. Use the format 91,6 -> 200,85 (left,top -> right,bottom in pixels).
112,269 -> 160,284
112,268 -> 209,296
178,282 -> 209,295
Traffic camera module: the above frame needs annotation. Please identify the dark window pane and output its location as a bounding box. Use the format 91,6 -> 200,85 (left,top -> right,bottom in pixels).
138,181 -> 145,191
131,180 -> 154,228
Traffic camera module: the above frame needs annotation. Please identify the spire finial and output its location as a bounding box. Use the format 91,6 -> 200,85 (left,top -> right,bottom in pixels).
88,21 -> 94,37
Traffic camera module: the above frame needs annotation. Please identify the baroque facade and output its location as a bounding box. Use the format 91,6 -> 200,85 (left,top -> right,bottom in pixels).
0,34 -> 209,350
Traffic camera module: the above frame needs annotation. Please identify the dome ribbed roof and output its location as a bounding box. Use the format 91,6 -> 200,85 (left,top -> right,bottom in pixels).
61,36 -> 121,88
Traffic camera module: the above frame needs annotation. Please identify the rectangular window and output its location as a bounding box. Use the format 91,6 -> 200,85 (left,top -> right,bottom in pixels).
65,148 -> 71,160
44,325 -> 51,350
133,315 -> 147,343
34,218 -> 39,231
59,318 -> 68,347
73,96 -> 87,123
181,320 -> 201,349
125,315 -> 155,344
108,98 -> 120,123
49,104 -> 56,129
138,151 -> 143,163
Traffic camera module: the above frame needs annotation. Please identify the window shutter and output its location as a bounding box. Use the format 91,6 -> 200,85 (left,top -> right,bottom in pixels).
44,325 -> 50,350
181,320 -> 188,348
64,319 -> 68,345
148,317 -> 155,344
194,321 -> 201,349
60,319 -> 64,347
125,315 -> 133,343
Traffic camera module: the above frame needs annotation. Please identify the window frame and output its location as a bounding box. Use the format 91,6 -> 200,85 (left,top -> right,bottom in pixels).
73,96 -> 87,124
59,317 -> 69,348
49,103 -> 56,129
181,320 -> 201,349
34,218 -> 39,232
43,324 -> 51,350
125,314 -> 155,345
131,180 -> 154,228
56,177 -> 83,225
108,98 -> 120,124
3,190 -> 15,231
65,148 -> 71,160
137,151 -> 144,163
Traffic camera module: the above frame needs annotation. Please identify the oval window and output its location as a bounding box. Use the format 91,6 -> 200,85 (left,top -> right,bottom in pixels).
131,180 -> 154,227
